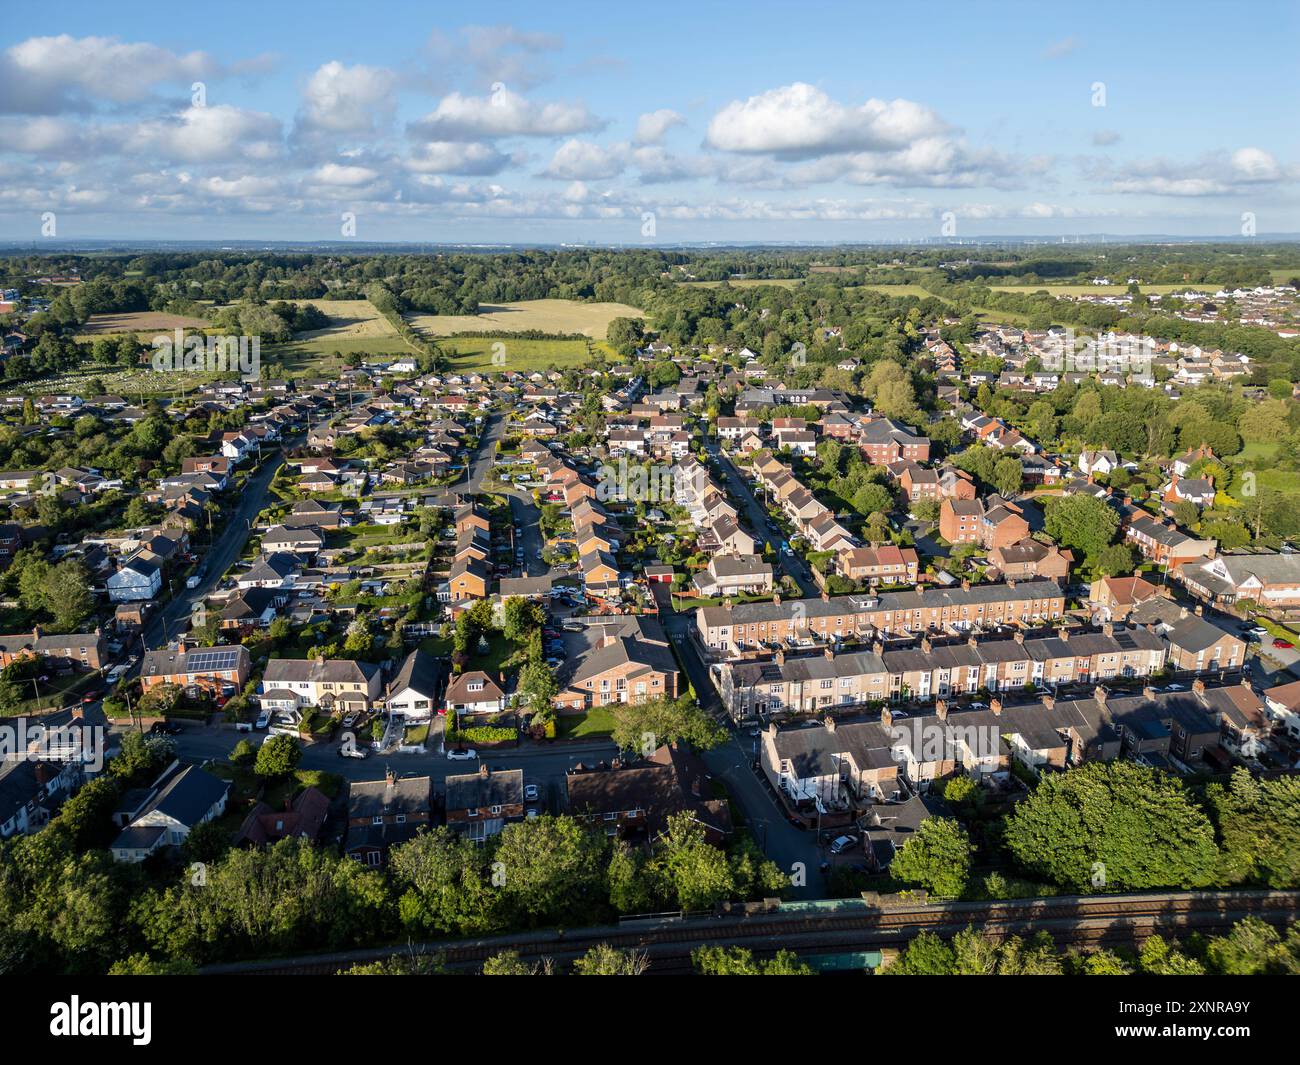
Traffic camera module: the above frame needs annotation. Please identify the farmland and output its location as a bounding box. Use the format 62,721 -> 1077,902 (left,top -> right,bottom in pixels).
408,299 -> 644,339
435,335 -> 596,373
76,310 -> 210,339
287,298 -> 398,341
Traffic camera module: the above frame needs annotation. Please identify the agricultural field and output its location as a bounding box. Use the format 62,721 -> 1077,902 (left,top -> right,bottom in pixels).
76,310 -> 210,339
288,298 -> 398,340
13,366 -> 218,397
436,335 -> 596,373
849,283 -> 939,298
408,299 -> 644,338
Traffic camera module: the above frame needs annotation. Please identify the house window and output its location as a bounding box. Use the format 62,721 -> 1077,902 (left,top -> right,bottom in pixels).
372,815 -> 383,825
395,815 -> 406,824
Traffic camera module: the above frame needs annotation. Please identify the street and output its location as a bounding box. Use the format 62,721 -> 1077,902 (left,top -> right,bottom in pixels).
707,443 -> 818,597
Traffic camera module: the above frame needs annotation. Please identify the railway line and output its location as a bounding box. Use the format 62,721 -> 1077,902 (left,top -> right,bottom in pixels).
201,889 -> 1300,975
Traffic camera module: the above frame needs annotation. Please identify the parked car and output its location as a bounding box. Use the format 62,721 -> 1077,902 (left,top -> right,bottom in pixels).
1248,627 -> 1269,640
149,721 -> 183,736
254,710 -> 271,729
829,834 -> 859,855
1164,683 -> 1186,692
1274,638 -> 1295,649
447,748 -> 478,761
236,721 -> 253,733
524,783 -> 540,802
341,712 -> 359,728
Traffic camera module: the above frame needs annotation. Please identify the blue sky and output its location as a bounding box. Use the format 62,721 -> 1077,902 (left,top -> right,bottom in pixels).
1,0 -> 1297,242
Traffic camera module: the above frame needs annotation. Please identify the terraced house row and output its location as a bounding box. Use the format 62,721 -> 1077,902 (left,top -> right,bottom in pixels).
717,624 -> 1166,719
695,579 -> 1067,653
760,677 -> 1257,809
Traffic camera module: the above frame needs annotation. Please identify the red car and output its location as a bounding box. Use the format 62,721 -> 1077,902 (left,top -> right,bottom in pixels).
1273,638 -> 1294,650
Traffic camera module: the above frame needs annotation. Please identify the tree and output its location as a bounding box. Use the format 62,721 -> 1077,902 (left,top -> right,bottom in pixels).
992,456 -> 1023,498
229,738 -> 258,767
502,596 -> 544,643
881,931 -> 955,975
253,734 -> 302,778
1043,493 -> 1120,566
1204,769 -> 1300,888
609,695 -> 725,753
890,817 -> 974,897
518,659 -> 558,715
482,950 -> 546,975
1003,762 -> 1218,891
651,812 -> 734,911
389,827 -> 498,935
692,946 -> 814,975
1095,542 -> 1137,578
571,944 -> 649,975
491,815 -> 606,926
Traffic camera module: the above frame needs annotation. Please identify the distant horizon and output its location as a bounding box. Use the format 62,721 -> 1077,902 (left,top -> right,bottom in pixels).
6,233 -> 1300,254
2,2 -> 1296,243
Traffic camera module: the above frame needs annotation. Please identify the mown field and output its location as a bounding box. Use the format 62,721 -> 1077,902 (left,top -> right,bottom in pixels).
408,298 -> 644,339
289,298 -> 398,340
76,310 -> 210,339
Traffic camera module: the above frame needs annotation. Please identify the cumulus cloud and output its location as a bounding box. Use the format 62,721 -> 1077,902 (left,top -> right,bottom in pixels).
542,139 -> 626,180
298,61 -> 395,134
0,34 -> 218,113
706,83 -> 948,158
405,140 -> 516,176
1098,147 -> 1295,196
127,105 -> 283,163
409,84 -> 603,140
634,109 -> 684,145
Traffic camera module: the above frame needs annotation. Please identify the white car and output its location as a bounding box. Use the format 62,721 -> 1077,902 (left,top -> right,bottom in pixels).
446,748 -> 478,761
254,710 -> 271,730
829,834 -> 859,855
524,783 -> 540,801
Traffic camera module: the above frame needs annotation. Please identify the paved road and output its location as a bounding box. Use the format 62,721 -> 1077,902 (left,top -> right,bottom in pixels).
141,444 -> 294,651
707,444 -> 817,597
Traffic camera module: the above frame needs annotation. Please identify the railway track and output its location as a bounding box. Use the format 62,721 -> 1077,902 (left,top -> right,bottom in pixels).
201,889 -> 1300,975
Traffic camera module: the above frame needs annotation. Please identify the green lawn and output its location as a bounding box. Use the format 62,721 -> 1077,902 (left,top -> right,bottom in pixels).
556,706 -> 617,739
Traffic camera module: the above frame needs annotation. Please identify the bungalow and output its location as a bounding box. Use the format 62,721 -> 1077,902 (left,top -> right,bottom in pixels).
386,648 -> 442,720
110,765 -> 230,862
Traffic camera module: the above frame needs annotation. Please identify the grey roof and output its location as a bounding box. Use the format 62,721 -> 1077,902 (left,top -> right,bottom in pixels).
142,765 -> 229,827
445,768 -> 523,810
263,657 -> 380,685
348,774 -> 431,819
387,648 -> 441,699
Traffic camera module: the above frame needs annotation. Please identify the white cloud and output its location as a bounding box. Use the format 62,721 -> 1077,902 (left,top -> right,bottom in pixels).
542,139 -> 626,180
410,84 -> 603,140
634,109 -> 684,145
706,83 -> 948,158
298,61 -> 395,134
310,162 -> 379,186
405,141 -> 516,176
0,34 -> 217,113
1099,147 -> 1295,196
128,105 -> 283,163
429,24 -> 564,90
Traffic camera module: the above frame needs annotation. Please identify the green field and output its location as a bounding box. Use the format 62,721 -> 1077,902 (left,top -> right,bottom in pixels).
409,299 -> 643,339
850,283 -> 938,297
437,335 -> 597,372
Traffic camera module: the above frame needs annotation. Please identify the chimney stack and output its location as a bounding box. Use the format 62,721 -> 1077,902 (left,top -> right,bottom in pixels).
1192,677 -> 1206,696
1143,685 -> 1157,701
1194,604 -> 1202,617
774,649 -> 785,666
967,634 -> 978,650
961,578 -> 971,592
1040,693 -> 1055,711
935,699 -> 948,721
478,762 -> 490,776
1013,631 -> 1024,645
921,636 -> 932,654
880,707 -> 893,729
990,697 -> 1002,717
1093,685 -> 1108,705
1102,622 -> 1114,637
724,598 -> 733,611
385,767 -> 396,786
823,715 -> 836,732
823,646 -> 834,660
772,593 -> 781,605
